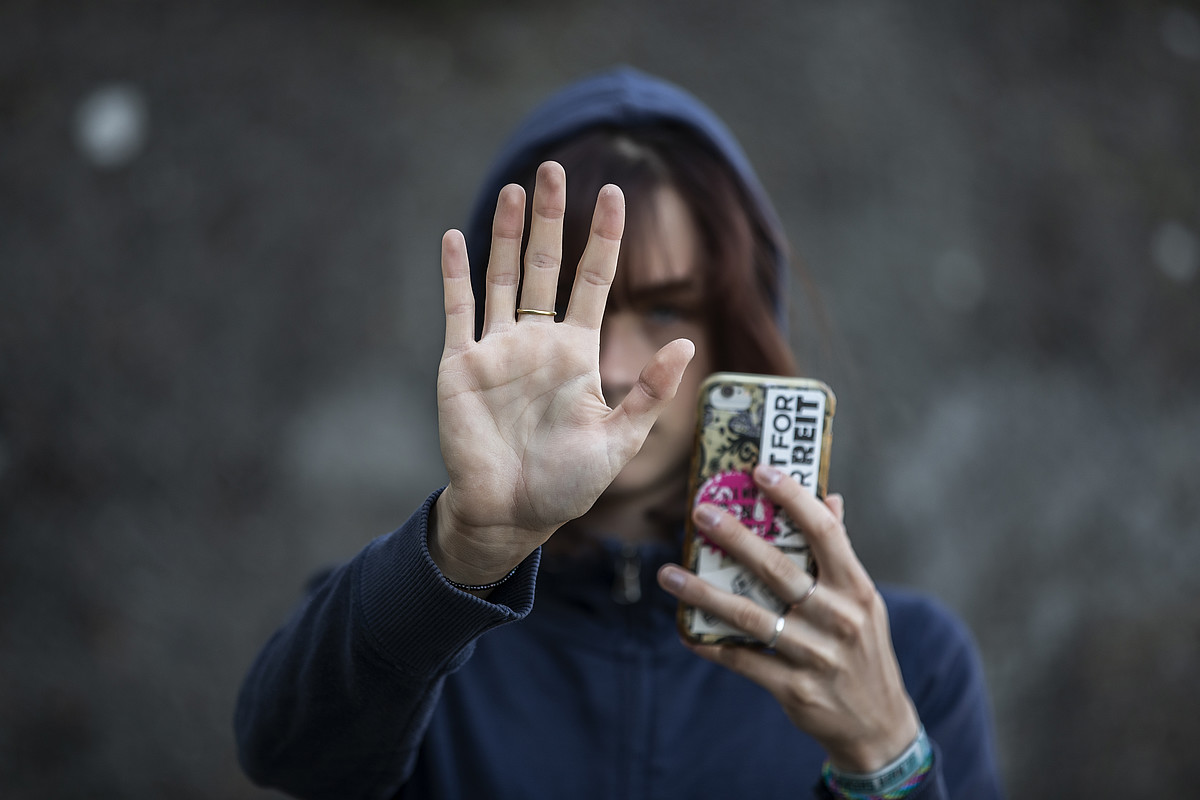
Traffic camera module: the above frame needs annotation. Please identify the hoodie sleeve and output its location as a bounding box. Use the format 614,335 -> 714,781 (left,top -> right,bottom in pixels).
234,489 -> 539,800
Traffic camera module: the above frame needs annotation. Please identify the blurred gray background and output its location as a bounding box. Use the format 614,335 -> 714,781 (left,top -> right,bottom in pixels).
2,0 -> 1198,797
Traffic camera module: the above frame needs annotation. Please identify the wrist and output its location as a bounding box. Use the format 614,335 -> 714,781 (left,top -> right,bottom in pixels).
822,725 -> 933,800
827,703 -> 920,774
429,490 -> 535,587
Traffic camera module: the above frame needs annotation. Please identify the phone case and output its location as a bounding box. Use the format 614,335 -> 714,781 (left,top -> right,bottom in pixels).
677,372 -> 836,645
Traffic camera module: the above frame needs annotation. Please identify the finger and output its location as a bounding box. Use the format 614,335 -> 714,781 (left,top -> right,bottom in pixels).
661,563 -> 833,666
563,184 -> 624,330
825,493 -> 845,524
482,184 -> 526,335
605,338 -> 695,453
657,562 -> 781,645
517,161 -> 566,318
687,641 -> 819,700
441,229 -> 475,353
690,502 -> 815,606
755,466 -> 866,590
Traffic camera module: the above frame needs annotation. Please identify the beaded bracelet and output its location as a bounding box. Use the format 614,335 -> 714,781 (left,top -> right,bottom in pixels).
445,566 -> 519,593
821,726 -> 933,800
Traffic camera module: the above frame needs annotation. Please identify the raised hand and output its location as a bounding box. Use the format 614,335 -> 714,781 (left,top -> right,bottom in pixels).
431,162 -> 695,588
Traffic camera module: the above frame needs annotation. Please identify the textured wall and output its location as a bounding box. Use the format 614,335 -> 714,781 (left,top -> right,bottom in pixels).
2,0 -> 1197,797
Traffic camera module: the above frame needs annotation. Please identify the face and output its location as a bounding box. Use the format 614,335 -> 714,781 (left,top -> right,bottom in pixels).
599,186 -> 714,499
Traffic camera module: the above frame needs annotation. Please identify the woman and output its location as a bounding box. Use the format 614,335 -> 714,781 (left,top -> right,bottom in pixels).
236,67 -> 1002,799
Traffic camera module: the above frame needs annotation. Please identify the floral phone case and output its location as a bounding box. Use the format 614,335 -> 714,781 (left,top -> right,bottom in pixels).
677,372 -> 836,645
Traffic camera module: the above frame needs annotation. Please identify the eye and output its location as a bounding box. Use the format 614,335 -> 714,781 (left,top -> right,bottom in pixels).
645,305 -> 684,325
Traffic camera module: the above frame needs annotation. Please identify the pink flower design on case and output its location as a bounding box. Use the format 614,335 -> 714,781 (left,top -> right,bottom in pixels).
696,470 -> 777,541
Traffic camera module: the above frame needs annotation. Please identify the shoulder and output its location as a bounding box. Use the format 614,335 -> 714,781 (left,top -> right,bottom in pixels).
880,585 -> 973,652
879,585 -> 984,696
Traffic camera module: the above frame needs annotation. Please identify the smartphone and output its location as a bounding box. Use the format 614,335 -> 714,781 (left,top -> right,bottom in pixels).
676,372 -> 836,646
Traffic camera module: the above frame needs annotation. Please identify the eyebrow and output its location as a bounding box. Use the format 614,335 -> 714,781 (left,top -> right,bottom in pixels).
625,277 -> 703,302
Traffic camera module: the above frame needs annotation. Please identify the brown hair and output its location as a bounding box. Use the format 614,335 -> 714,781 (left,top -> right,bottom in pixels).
518,124 -> 798,377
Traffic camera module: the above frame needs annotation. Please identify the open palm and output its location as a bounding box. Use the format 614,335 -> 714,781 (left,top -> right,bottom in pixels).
432,162 -> 694,587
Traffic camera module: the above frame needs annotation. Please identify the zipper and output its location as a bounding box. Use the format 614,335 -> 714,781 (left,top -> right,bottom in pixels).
612,542 -> 642,605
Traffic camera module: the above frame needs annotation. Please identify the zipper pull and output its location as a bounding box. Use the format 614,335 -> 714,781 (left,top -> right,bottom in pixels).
612,542 -> 642,605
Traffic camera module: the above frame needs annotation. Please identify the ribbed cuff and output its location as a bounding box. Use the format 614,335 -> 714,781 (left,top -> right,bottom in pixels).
354,488 -> 539,677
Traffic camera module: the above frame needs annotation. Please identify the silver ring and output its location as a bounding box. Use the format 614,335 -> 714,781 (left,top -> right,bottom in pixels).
765,613 -> 786,649
791,575 -> 818,609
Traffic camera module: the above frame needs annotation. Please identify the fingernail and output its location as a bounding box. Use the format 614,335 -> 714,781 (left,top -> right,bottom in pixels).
694,504 -> 722,528
659,566 -> 686,591
756,465 -> 782,487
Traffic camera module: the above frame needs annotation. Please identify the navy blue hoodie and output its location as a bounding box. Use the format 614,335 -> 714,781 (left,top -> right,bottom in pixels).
235,68 -> 1003,800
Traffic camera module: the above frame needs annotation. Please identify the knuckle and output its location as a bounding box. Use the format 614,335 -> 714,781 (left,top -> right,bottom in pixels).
778,674 -> 819,710
578,267 -> 613,288
537,202 -> 565,221
802,641 -> 840,676
634,372 -> 666,402
867,588 -> 890,626
493,221 -> 523,240
811,654 -> 839,678
758,547 -> 795,589
525,251 -> 561,273
487,270 -> 519,288
829,604 -> 865,643
591,221 -> 623,242
812,512 -> 844,542
851,576 -> 881,609
730,603 -> 762,636
779,681 -> 807,709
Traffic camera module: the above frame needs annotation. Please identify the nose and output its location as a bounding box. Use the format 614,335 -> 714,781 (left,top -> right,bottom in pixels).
599,313 -> 652,406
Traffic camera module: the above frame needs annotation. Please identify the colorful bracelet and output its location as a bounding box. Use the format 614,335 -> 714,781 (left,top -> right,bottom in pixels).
821,725 -> 933,800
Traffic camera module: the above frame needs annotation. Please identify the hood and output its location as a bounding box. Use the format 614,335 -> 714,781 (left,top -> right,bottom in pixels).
463,66 -> 789,322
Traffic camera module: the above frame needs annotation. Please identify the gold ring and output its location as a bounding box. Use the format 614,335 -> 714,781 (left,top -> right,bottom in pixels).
515,308 -> 557,317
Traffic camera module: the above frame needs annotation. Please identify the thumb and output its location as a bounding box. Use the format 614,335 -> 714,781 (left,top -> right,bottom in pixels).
606,337 -> 696,450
